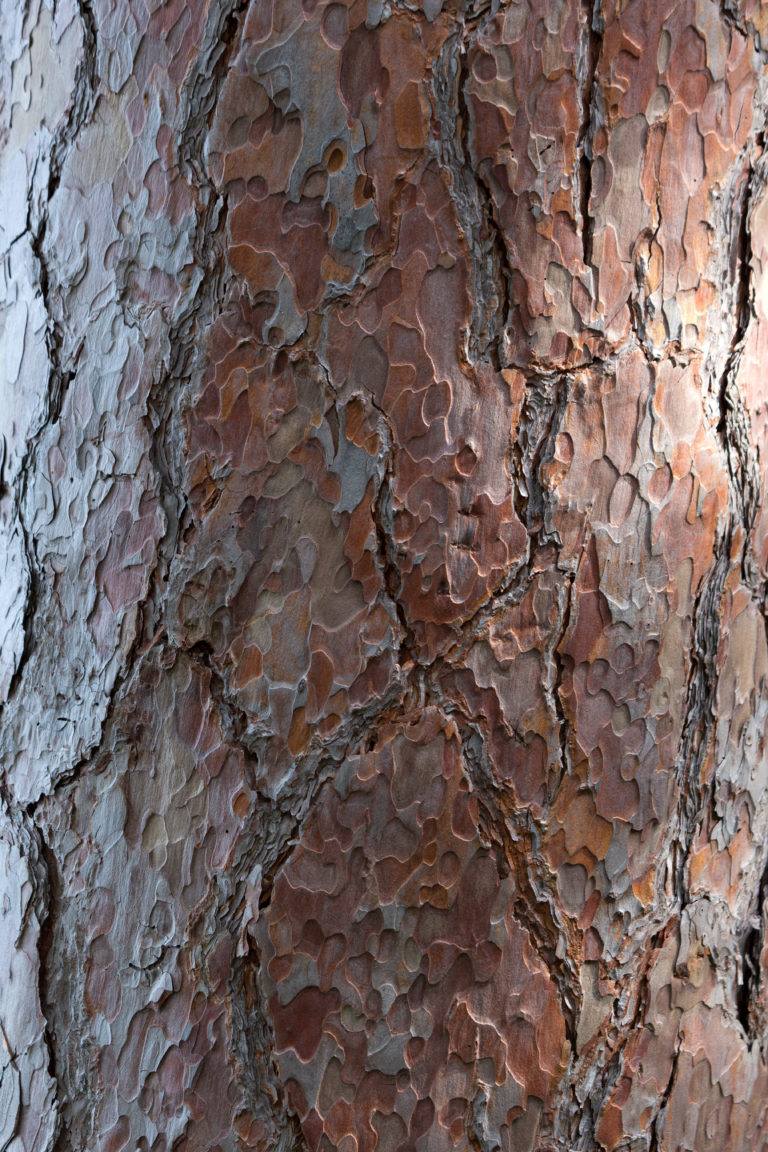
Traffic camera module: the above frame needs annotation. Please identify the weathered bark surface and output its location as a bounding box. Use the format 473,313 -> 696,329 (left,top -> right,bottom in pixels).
2,0 -> 768,1149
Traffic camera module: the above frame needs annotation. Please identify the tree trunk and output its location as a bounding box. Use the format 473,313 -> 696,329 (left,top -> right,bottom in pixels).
2,1 -> 768,1149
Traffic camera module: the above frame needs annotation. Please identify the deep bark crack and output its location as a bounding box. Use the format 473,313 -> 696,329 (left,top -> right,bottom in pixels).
721,1 -> 768,60
671,132 -> 766,907
3,0 -> 97,710
0,5 -> 99,1146
648,1037 -> 681,1152
36,827 -> 70,1152
629,182 -> 666,361
430,9 -> 512,370
716,144 -> 763,570
738,850 -> 768,1040
371,414 -> 419,672
177,0 -> 251,184
454,716 -> 583,1055
232,940 -> 309,1152
549,571 -> 575,797
577,0 -> 604,270
671,546 -> 730,901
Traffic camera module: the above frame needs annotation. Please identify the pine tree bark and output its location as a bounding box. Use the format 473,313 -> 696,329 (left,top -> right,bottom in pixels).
2,1 -> 768,1149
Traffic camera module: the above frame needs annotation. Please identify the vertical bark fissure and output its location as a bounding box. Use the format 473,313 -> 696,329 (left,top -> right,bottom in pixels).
565,917 -> 681,1151
311,350 -> 420,690
232,942 -> 308,1152
49,0 -> 99,200
429,6 -> 583,855
5,476 -> 40,713
146,0 -> 254,636
430,9 -> 512,370
457,73 -> 514,373
179,640 -> 402,907
180,629 -> 418,1148
456,716 -> 583,1054
516,370 -> 577,797
143,1 -> 252,645
36,827 -> 71,1152
0,785 -> 68,1152
672,132 -> 765,907
371,411 -> 418,672
177,0 -> 251,185
20,18 -> 242,800
29,0 -> 98,412
3,0 -> 98,712
0,5 -> 99,1146
420,367 -> 573,663
647,1039 -> 682,1152
717,143 -> 764,574
549,569 -> 575,797
577,0 -> 604,270
738,852 -> 768,1037
6,6 -> 253,1146
671,545 -> 729,899
629,183 -> 665,360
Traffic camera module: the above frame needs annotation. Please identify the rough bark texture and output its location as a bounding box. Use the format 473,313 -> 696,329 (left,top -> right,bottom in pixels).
2,1 -> 768,1150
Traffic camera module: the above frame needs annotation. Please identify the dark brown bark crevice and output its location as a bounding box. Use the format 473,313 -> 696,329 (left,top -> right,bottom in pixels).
737,837 -> 768,1042
232,943 -> 309,1152
430,13 -> 511,370
0,4 -> 99,1143
370,410 -> 417,671
0,792 -> 66,1152
514,369 -> 579,796
670,545 -> 730,902
629,183 -> 666,362
721,1 -> 768,61
716,141 -> 763,535
549,569 -> 576,798
577,0 -> 604,272
2,0 -> 97,737
671,124 -> 767,909
50,0 -> 99,191
455,714 -> 582,1059
177,0 -> 250,187
36,829 -> 69,1152
647,1038 -> 682,1152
